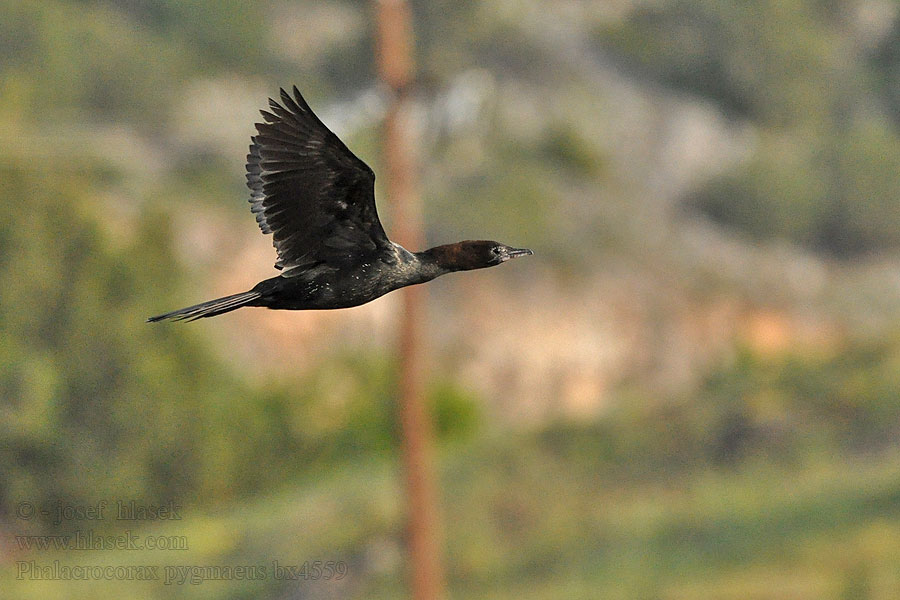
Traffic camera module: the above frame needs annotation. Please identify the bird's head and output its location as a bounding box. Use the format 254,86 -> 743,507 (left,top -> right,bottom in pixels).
426,240 -> 534,272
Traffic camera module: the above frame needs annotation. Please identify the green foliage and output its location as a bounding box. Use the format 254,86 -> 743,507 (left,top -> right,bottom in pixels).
699,339 -> 900,457
601,0 -> 900,258
431,377 -> 481,441
0,0 -> 270,126
4,1 -> 900,596
870,17 -> 900,126
538,121 -> 607,178
0,166 -> 235,523
0,2 -> 184,124
0,164 -> 480,527
256,353 -> 482,476
99,0 -> 267,69
691,123 -> 900,257
529,333 -> 900,483
599,0 -> 849,126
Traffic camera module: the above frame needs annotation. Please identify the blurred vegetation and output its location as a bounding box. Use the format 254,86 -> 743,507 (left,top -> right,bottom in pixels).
541,335 -> 900,477
7,354 -> 900,599
601,0 -> 900,258
2,0 -> 900,598
0,164 -> 477,530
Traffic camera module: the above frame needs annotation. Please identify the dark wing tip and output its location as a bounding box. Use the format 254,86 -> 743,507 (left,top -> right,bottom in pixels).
292,85 -> 311,111
278,87 -> 303,115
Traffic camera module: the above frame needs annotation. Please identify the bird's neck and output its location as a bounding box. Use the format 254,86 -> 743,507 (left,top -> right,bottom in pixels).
393,242 -> 486,287
382,242 -> 445,289
413,242 -> 481,276
390,242 -> 468,286
388,242 -> 480,290
407,247 -> 453,282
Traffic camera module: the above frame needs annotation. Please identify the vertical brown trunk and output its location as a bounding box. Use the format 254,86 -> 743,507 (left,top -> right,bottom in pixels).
374,2 -> 445,600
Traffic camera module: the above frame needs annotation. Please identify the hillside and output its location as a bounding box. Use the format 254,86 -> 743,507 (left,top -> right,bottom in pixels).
3,1 -> 900,598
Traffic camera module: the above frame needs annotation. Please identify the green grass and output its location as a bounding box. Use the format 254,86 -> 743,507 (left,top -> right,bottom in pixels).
6,433 -> 900,600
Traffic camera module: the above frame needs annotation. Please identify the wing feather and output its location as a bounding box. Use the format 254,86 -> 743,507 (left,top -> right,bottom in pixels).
245,87 -> 387,271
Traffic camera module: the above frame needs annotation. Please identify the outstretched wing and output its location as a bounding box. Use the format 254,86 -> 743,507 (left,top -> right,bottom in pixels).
246,86 -> 389,272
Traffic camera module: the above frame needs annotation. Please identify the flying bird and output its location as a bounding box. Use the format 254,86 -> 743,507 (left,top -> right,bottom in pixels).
148,86 -> 532,322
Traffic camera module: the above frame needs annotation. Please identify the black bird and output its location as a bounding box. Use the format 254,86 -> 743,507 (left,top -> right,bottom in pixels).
148,86 -> 532,322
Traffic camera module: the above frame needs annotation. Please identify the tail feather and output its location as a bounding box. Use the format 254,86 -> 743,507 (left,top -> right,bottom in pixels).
147,291 -> 261,323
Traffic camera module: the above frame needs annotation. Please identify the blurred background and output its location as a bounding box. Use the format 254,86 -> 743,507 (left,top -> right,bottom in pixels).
2,0 -> 900,598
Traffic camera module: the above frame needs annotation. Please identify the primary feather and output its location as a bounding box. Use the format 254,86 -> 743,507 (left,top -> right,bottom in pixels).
246,86 -> 388,273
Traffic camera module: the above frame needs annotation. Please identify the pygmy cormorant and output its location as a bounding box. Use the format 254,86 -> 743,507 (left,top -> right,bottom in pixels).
148,86 -> 532,322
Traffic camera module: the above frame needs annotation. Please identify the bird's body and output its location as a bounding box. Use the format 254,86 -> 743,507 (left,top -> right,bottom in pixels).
253,243 -> 432,311
148,86 -> 531,323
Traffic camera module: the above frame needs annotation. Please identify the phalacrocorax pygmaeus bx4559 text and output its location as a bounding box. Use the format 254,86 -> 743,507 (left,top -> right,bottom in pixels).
148,86 -> 532,322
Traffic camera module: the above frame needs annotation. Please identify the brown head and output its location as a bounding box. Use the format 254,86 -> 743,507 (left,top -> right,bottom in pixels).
422,240 -> 534,272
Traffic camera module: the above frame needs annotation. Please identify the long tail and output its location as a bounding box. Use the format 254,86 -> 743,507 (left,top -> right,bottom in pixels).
147,290 -> 262,323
